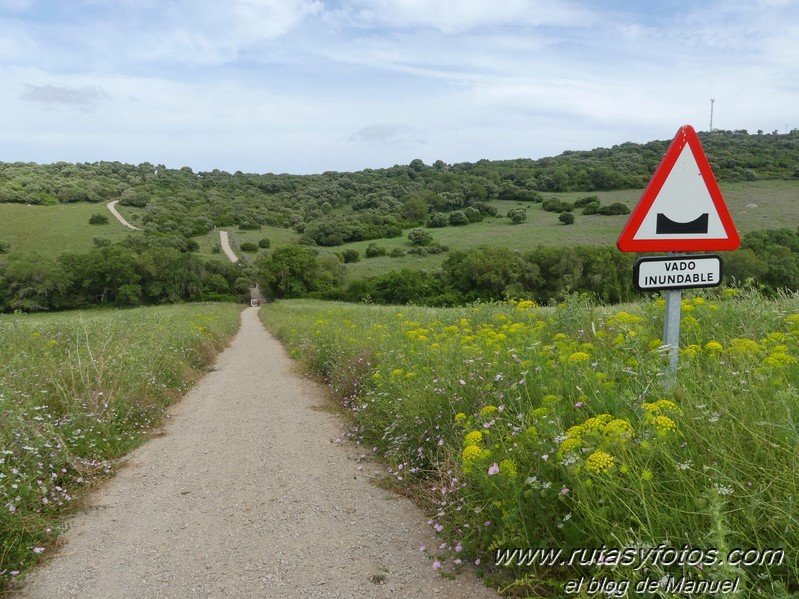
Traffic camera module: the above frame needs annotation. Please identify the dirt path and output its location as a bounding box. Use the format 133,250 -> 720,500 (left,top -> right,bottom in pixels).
106,200 -> 141,230
219,230 -> 239,263
17,308 -> 499,599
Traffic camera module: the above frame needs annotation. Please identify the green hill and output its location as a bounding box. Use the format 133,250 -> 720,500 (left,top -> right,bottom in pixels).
1,129 -> 798,310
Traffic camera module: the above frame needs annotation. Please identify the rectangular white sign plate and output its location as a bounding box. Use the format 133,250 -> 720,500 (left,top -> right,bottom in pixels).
634,255 -> 722,291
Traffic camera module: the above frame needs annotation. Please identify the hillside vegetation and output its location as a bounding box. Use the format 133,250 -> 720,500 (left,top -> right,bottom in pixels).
0,129 -> 798,311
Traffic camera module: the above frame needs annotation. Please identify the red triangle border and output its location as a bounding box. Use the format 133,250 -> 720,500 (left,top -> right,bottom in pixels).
617,125 -> 741,252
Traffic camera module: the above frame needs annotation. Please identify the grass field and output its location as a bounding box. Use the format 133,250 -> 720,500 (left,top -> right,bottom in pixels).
0,203 -> 141,256
261,291 -> 799,596
0,303 -> 242,593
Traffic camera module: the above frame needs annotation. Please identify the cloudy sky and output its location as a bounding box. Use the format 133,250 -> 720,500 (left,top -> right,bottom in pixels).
0,0 -> 796,174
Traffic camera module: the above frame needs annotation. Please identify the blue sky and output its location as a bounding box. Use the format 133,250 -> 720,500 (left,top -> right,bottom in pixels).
0,0 -> 796,174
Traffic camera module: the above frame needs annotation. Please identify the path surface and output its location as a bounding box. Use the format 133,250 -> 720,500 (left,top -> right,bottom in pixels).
219,230 -> 239,263
17,308 -> 499,599
106,200 -> 141,230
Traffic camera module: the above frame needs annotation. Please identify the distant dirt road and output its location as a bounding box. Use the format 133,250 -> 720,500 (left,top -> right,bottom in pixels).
17,308 -> 499,599
106,200 -> 141,230
219,230 -> 239,263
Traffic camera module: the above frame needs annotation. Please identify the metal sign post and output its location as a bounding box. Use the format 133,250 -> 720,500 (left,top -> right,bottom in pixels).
662,288 -> 681,389
616,125 -> 740,392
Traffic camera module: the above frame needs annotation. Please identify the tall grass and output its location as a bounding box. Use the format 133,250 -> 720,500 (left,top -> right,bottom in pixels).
0,304 -> 241,593
261,291 -> 799,597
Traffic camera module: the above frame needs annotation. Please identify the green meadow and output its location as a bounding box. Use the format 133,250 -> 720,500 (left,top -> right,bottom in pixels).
0,203 -> 140,257
261,291 -> 799,597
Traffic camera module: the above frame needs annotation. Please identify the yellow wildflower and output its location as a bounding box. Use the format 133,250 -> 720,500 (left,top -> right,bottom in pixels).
704,341 -> 723,352
462,445 -> 482,461
541,395 -> 559,405
480,405 -> 499,418
559,437 -> 582,455
655,400 -> 681,414
652,415 -> 678,434
604,419 -> 635,441
567,351 -> 591,363
464,431 -> 484,447
454,412 -> 466,423
585,451 -> 615,474
531,407 -> 549,420
499,459 -> 518,478
566,425 -> 584,437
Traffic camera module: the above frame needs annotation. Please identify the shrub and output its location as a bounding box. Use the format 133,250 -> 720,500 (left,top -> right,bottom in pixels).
559,212 -> 576,225
0,240 -> 10,253
598,202 -> 631,215
389,248 -> 406,258
574,195 -> 600,208
365,243 -> 387,258
89,213 -> 109,225
408,228 -> 434,246
463,207 -> 484,223
258,238 -> 271,249
507,208 -> 527,224
448,211 -> 469,226
239,242 -> 259,253
340,248 -> 360,263
427,212 -> 449,228
542,198 -> 573,213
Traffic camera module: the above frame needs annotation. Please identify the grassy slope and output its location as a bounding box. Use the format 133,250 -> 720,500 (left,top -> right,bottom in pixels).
0,203 -> 141,256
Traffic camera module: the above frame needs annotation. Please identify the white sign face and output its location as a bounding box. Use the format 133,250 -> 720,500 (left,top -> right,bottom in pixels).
632,145 -> 727,241
634,255 -> 722,291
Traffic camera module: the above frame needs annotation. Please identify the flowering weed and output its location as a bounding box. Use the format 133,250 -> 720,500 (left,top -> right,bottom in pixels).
0,304 -> 241,592
262,291 -> 799,595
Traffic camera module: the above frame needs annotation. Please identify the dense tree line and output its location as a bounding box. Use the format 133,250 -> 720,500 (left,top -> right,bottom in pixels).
0,235 -> 251,312
254,226 -> 799,307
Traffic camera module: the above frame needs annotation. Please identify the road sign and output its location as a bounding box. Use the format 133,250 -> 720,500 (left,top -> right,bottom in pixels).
633,255 -> 722,291
617,125 -> 740,252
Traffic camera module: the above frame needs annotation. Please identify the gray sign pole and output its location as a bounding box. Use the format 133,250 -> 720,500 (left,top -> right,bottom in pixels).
662,288 -> 681,389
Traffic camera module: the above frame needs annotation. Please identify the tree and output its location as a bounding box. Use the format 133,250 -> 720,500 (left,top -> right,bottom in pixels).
443,246 -> 524,301
257,245 -> 320,298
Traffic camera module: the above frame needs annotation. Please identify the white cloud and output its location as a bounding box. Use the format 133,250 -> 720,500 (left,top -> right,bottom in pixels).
345,0 -> 592,33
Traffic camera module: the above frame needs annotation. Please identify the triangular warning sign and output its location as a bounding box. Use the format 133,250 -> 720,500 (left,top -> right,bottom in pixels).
617,125 -> 740,252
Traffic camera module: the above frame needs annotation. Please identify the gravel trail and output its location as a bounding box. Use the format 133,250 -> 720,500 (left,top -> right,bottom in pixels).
106,200 -> 141,230
17,307 -> 499,599
219,230 -> 239,263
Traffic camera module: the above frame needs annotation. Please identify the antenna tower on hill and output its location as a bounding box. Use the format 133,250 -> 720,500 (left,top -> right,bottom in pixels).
709,98 -> 715,132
